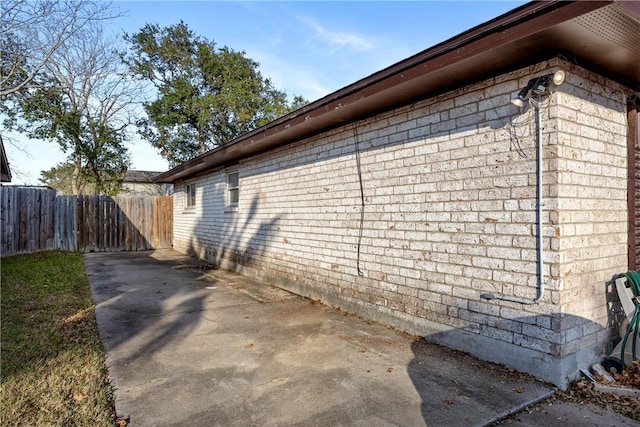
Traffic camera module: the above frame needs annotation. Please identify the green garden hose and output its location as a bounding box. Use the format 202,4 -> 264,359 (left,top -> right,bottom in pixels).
620,270 -> 640,369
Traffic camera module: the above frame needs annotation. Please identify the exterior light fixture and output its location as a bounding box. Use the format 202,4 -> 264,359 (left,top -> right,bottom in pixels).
510,69 -> 565,108
551,69 -> 565,86
510,86 -> 531,107
483,69 -> 566,306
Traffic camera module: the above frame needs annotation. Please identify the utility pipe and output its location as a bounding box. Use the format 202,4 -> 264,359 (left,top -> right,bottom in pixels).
481,97 -> 545,305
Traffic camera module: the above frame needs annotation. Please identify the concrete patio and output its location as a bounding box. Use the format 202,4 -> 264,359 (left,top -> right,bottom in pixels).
84,250 -> 636,426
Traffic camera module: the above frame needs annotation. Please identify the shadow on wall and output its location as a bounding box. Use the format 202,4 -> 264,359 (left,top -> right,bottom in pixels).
82,250 -> 631,425
408,275 -> 626,399
184,193 -> 281,275
409,310 -> 626,424
165,61 -> 627,396
235,61 -> 624,186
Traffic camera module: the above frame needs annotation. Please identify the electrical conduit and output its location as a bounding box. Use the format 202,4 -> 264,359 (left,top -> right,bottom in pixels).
481,98 -> 545,305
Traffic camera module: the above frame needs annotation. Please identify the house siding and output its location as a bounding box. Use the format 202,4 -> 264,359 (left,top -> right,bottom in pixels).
173,59 -> 631,388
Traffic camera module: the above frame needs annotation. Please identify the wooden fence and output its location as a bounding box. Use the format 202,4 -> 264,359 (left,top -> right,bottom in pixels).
1,186 -> 173,257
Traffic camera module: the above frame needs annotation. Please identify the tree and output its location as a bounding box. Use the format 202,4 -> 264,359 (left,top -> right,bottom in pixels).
39,162 -> 95,195
123,22 -> 307,167
3,18 -> 139,195
0,0 -> 119,97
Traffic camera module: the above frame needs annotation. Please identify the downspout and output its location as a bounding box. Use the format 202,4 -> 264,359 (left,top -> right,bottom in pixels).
481,95 -> 545,305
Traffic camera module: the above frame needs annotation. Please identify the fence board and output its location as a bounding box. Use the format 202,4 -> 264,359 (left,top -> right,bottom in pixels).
78,196 -> 86,251
42,190 -> 54,249
1,187 -> 11,255
118,198 -> 126,251
154,196 -> 173,249
19,190 -> 27,252
1,188 -> 173,256
55,196 -> 73,251
117,197 -> 125,251
99,196 -> 106,251
107,198 -> 114,252
76,195 -> 84,251
96,196 -> 102,251
130,196 -> 138,251
89,195 -> 96,250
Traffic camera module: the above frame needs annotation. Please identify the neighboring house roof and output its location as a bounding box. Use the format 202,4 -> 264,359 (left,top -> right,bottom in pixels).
156,0 -> 640,184
123,170 -> 166,183
1,135 -> 12,182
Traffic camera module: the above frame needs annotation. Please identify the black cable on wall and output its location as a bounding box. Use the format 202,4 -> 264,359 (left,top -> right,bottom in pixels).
352,124 -> 365,277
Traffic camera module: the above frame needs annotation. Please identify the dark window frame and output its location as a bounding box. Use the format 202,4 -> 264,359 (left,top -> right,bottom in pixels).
186,183 -> 196,208
227,170 -> 239,206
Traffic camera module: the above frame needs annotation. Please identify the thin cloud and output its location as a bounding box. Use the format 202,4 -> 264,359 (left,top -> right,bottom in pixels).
247,48 -> 333,101
301,16 -> 374,52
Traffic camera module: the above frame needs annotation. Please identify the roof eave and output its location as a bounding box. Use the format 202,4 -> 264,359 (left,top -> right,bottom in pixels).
0,135 -> 12,183
156,0 -> 639,184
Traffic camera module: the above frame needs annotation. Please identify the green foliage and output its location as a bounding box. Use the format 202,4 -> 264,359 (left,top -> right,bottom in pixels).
4,72 -> 129,195
2,17 -> 132,195
123,21 -> 308,167
0,30 -> 30,96
39,162 -> 97,195
80,118 -> 129,196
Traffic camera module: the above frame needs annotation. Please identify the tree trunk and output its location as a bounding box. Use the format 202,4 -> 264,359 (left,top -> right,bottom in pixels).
71,154 -> 82,195
199,126 -> 206,154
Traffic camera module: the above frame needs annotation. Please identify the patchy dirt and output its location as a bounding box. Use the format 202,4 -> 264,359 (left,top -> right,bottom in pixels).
59,307 -> 98,344
115,415 -> 130,426
173,263 -> 217,271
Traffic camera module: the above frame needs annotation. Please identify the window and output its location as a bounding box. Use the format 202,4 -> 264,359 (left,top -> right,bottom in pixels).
227,170 -> 239,205
186,183 -> 196,208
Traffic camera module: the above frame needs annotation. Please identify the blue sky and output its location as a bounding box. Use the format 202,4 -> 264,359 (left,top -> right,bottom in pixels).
6,0 -> 526,185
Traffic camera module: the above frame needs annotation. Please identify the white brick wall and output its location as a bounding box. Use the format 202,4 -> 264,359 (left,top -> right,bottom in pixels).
173,58 -> 631,387
552,63 -> 629,356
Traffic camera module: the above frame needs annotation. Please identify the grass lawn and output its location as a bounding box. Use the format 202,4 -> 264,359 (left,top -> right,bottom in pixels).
1,251 -> 114,426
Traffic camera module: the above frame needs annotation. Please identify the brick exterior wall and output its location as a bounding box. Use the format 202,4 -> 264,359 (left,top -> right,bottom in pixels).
552,64 -> 630,368
173,59 -> 631,388
632,99 -> 640,269
636,120 -> 640,269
